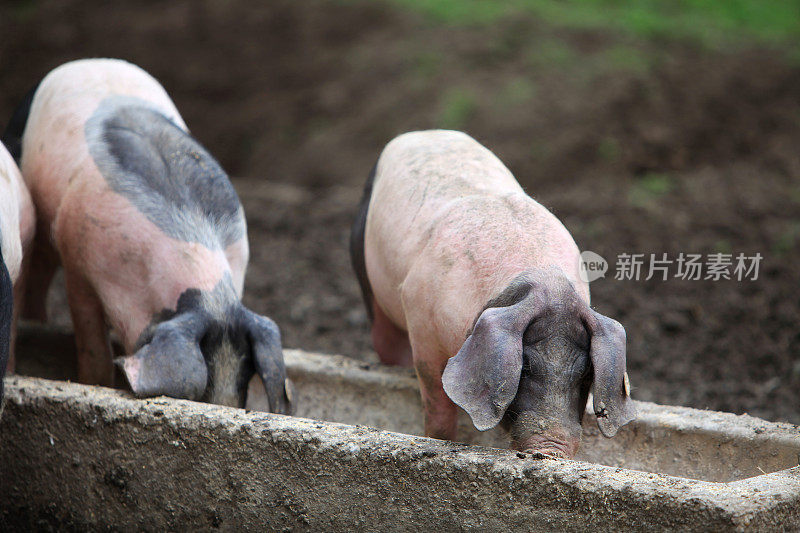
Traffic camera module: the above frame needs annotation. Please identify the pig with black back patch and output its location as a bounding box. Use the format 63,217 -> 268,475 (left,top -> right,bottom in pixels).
9,59 -> 292,413
351,130 -> 634,457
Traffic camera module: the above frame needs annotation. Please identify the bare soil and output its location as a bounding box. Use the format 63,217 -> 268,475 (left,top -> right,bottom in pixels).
1,0 -> 799,424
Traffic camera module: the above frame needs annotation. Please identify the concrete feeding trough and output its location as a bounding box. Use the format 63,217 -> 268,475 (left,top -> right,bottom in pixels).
1,325 -> 799,530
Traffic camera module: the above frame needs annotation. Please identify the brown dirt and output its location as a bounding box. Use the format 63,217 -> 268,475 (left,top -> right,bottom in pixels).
1,0 -> 799,424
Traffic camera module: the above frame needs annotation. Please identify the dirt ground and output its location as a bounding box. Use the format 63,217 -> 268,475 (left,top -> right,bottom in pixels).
1,0 -> 798,425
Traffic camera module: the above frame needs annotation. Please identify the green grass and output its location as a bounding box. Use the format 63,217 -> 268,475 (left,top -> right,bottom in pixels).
628,172 -> 675,208
496,77 -> 537,108
388,0 -> 800,48
438,87 -> 478,129
525,39 -> 579,68
597,45 -> 652,74
597,137 -> 621,162
772,222 -> 800,255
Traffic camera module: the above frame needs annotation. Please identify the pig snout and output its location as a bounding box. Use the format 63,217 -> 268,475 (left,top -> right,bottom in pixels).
510,424 -> 581,459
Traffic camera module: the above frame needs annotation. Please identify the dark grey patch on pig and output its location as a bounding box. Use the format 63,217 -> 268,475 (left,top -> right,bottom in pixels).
444,269 -> 634,444
0,242 -> 12,408
1,81 -> 39,163
85,96 -> 244,249
117,274 -> 292,414
349,161 -> 378,321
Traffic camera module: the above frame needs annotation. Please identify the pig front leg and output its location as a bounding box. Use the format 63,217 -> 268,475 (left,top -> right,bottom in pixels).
8,217 -> 36,374
402,267 -> 458,440
413,348 -> 458,441
64,270 -> 113,386
21,233 -> 59,323
7,251 -> 31,375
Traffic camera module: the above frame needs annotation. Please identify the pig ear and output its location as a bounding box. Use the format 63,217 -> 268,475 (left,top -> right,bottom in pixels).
116,314 -> 208,400
442,283 -> 545,431
241,310 -> 293,415
585,310 -> 636,437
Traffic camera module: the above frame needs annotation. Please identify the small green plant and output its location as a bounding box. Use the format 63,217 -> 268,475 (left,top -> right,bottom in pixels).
438,88 -> 478,129
597,137 -> 621,162
527,39 -> 578,68
772,223 -> 800,256
497,77 -> 536,109
628,172 -> 674,207
713,239 -> 732,255
414,51 -> 442,80
597,45 -> 653,75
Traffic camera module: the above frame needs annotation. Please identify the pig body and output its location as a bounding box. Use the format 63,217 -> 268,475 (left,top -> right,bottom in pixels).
13,59 -> 291,412
0,141 -> 35,407
351,130 -> 634,457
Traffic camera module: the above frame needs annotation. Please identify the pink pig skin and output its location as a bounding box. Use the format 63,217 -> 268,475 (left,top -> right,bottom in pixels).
15,59 -> 261,397
364,131 -> 587,441
8,59 -> 291,413
0,142 -> 35,377
356,130 -> 634,456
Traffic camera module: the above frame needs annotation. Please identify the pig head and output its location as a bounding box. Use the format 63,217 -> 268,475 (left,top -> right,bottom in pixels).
442,272 -> 635,458
117,277 -> 293,414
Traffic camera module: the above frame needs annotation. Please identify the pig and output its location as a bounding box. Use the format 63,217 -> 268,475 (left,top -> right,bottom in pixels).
350,130 -> 635,458
8,58 -> 292,413
0,140 -> 35,408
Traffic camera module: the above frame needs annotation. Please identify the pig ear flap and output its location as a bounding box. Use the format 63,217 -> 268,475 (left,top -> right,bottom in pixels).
585,310 -> 636,437
241,310 -> 293,416
443,285 -> 545,431
115,314 -> 208,401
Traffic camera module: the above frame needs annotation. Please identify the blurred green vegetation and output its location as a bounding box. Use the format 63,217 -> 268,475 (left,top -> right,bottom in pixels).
628,172 -> 675,208
438,87 -> 478,129
772,222 -> 800,255
597,137 -> 621,162
388,0 -> 800,48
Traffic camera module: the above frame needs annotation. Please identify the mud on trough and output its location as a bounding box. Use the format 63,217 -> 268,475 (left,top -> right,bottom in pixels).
1,0 -> 799,529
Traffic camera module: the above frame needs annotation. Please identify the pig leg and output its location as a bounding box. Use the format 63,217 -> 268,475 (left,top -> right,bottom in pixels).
371,298 -> 412,367
21,234 -> 59,322
64,270 -> 113,386
6,251 -> 31,374
413,349 -> 458,441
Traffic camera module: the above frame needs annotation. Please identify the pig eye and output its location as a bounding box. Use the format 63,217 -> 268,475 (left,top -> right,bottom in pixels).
521,348 -> 546,378
570,353 -> 592,380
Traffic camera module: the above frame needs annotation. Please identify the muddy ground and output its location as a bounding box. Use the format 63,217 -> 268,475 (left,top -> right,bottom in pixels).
1,0 -> 798,424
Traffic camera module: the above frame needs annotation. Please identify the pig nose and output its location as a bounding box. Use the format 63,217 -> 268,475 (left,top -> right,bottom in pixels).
522,446 -> 570,459
513,431 -> 580,459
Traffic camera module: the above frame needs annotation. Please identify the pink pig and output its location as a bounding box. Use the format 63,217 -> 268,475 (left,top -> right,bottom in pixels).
0,141 -> 35,406
9,58 -> 291,412
351,130 -> 634,457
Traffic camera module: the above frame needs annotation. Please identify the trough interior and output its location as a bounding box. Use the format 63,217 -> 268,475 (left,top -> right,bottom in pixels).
13,324 -> 800,483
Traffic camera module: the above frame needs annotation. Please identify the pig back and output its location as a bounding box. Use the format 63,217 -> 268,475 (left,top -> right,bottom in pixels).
20,59 -> 186,226
365,130 -> 586,341
19,59 -> 247,347
365,130 -> 523,310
